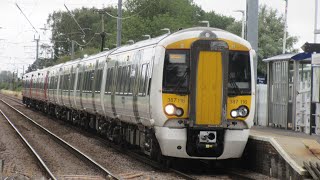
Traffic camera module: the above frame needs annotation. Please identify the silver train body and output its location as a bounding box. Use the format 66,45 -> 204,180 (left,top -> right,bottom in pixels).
22,27 -> 256,160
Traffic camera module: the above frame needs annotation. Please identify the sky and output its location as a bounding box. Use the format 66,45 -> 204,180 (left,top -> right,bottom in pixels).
0,0 -> 317,75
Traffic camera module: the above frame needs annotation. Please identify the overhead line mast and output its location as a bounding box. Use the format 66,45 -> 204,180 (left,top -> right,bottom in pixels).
117,0 -> 122,47
95,9 -> 107,52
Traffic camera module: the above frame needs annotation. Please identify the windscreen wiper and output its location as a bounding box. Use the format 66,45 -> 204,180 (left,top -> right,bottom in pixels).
228,73 -> 242,95
173,69 -> 189,93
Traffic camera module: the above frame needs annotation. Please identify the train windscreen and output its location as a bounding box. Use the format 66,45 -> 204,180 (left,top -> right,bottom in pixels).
228,51 -> 251,96
162,50 -> 189,94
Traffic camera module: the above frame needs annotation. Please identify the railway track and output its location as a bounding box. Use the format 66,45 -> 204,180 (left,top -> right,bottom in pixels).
0,95 -> 269,180
0,99 -> 119,180
0,93 -> 23,105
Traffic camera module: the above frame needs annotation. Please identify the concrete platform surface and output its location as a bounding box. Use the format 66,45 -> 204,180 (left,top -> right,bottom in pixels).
250,126 -> 320,176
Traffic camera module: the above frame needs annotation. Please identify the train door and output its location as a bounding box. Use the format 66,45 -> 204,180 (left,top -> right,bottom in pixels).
75,64 -> 84,110
189,40 -> 229,126
137,48 -> 153,121
131,51 -> 142,123
44,71 -> 49,101
91,60 -> 99,113
68,66 -> 74,107
94,58 -> 105,115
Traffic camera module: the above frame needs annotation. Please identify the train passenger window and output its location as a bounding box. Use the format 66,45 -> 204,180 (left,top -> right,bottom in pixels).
105,68 -> 113,94
124,66 -> 131,94
139,64 -> 149,96
95,69 -> 103,92
116,67 -> 123,94
70,73 -> 75,92
82,72 -> 87,92
121,66 -> 130,94
91,70 -> 95,91
77,72 -> 82,91
129,65 -> 136,94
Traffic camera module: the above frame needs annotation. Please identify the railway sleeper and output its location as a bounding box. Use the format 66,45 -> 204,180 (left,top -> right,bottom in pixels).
21,99 -> 169,167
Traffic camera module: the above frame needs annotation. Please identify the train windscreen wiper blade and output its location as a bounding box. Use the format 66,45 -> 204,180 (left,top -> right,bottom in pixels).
173,70 -> 188,93
228,74 -> 242,95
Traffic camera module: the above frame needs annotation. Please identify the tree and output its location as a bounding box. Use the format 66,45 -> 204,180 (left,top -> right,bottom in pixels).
44,0 -> 237,66
227,5 -> 298,75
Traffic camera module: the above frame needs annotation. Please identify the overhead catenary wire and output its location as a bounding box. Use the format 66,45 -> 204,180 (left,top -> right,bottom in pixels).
103,3 -> 152,20
15,3 -> 38,34
64,4 -> 86,36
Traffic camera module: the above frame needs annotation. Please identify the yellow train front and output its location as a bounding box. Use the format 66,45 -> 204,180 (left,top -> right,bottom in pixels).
152,27 -> 255,159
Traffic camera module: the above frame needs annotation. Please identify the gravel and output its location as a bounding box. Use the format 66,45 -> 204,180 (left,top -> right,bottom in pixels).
0,101 -> 104,179
0,107 -> 44,179
0,95 -> 261,180
2,98 -> 183,180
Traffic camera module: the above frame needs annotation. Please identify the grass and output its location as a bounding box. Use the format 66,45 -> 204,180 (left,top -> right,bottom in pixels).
0,89 -> 22,99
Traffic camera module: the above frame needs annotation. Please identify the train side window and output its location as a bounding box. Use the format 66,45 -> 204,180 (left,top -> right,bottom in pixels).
70,73 -> 75,92
95,69 -> 102,93
59,75 -> 63,91
105,68 -> 113,94
89,70 -> 94,92
77,72 -> 82,91
116,66 -> 123,95
139,64 -> 149,96
121,66 -> 128,94
105,69 -> 109,93
82,72 -> 87,92
128,65 -> 136,94
124,66 -> 131,94
64,74 -> 67,91
85,71 -> 90,92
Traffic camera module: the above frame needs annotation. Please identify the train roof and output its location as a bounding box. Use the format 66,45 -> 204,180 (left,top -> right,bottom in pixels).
24,27 -> 251,76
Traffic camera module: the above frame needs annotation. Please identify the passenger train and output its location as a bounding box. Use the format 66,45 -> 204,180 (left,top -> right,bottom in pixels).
22,27 -> 256,161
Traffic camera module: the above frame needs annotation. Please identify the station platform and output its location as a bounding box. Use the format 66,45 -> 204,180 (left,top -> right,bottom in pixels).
242,126 -> 320,179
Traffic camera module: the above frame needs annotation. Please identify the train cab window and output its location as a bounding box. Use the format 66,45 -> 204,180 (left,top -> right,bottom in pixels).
139,63 -> 149,96
228,51 -> 251,96
163,50 -> 189,94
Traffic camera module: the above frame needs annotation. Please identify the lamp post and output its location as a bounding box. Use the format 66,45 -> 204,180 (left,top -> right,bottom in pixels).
315,0 -> 319,43
282,0 -> 288,54
234,10 -> 245,39
199,21 -> 210,27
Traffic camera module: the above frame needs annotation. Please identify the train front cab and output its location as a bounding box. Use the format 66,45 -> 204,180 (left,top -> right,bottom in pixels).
156,30 -> 255,159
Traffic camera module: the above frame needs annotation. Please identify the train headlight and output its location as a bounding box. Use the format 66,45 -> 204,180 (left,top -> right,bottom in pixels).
238,106 -> 249,117
175,108 -> 184,117
230,110 -> 238,118
165,104 -> 175,115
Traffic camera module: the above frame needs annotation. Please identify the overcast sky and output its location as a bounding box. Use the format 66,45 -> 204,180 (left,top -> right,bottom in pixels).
0,0 -> 317,74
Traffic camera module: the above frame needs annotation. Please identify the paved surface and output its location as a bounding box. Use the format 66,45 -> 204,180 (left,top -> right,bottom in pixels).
250,126 -> 320,173
252,126 -> 320,143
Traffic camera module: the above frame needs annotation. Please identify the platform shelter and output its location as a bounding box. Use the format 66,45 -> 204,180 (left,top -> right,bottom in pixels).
263,53 -> 312,134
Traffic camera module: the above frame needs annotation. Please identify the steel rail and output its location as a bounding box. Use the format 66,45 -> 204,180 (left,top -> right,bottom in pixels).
0,109 -> 56,180
0,93 -> 23,105
1,99 -> 120,180
2,97 -> 252,180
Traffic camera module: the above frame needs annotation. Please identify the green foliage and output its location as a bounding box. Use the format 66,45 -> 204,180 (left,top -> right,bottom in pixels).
0,71 -> 22,91
47,0 -> 236,60
38,1 -> 299,77
227,5 -> 298,75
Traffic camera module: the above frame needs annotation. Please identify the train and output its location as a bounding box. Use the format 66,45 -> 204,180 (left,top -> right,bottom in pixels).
22,27 -> 256,162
